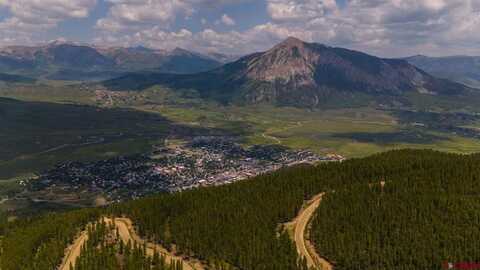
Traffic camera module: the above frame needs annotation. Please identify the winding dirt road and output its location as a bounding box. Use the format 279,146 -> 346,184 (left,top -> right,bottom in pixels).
59,217 -> 205,270
292,182 -> 385,270
104,217 -> 204,270
261,121 -> 304,144
292,193 -> 333,270
59,229 -> 89,270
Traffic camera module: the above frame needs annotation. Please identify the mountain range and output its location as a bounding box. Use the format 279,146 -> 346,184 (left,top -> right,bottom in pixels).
0,41 -> 226,81
1,37 -> 477,109
103,37 -> 471,107
406,55 -> 480,89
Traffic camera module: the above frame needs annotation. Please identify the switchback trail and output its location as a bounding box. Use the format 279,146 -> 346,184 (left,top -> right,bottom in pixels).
103,217 -> 205,270
59,217 -> 205,270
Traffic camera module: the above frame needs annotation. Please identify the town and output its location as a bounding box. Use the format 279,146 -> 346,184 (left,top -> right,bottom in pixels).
27,137 -> 344,202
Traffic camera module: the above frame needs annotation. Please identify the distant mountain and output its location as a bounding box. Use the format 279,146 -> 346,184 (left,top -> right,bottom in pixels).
97,46 -> 169,70
103,37 -> 470,107
204,52 -> 240,63
155,48 -> 224,74
0,42 -> 114,70
0,73 -> 36,84
44,44 -> 115,69
406,55 -> 480,88
0,55 -> 36,71
0,43 -> 223,81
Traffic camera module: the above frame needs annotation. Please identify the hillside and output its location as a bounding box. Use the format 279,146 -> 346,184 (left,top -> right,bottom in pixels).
0,97 -> 195,179
406,55 -> 480,88
1,150 -> 479,269
311,152 -> 480,269
102,37 -> 470,107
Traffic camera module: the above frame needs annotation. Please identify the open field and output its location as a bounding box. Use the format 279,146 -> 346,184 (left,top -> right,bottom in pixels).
133,102 -> 480,158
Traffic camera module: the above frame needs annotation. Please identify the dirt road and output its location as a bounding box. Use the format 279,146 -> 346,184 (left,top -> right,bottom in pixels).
59,217 -> 205,270
292,193 -> 333,270
104,217 -> 204,270
59,229 -> 89,270
261,121 -> 304,144
261,132 -> 282,144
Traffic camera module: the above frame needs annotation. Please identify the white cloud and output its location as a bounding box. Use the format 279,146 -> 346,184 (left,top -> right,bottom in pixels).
220,14 -> 235,26
0,0 -> 96,27
267,0 -> 337,21
259,0 -> 480,57
96,0 -> 251,32
96,0 -> 193,32
0,0 -> 97,45
94,0 -> 480,57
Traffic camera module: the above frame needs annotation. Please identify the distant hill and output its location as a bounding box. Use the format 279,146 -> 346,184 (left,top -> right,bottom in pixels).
0,43 -> 114,70
103,37 -> 470,107
44,44 -> 115,69
97,46 -> 170,70
204,52 -> 240,63
0,42 -> 223,81
0,73 -> 36,84
157,48 -> 225,74
406,55 -> 480,89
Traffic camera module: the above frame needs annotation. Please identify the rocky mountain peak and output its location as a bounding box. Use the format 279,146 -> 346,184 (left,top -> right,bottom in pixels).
243,37 -> 320,86
276,36 -> 306,48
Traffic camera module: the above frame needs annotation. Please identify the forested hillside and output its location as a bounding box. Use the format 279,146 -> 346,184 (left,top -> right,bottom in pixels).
311,154 -> 480,269
70,220 -> 183,270
0,209 -> 100,270
1,150 -> 479,269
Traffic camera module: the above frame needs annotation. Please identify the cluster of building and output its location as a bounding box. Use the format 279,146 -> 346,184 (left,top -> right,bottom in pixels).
28,137 -> 344,202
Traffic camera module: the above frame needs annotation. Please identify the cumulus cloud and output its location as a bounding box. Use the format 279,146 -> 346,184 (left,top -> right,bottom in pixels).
4,0 -> 477,57
258,0 -> 480,57
267,0 -> 337,21
96,0 -> 252,32
0,0 -> 96,29
96,0 -> 195,32
329,0 -> 480,56
0,0 -> 96,45
92,0 -> 480,57
220,14 -> 235,26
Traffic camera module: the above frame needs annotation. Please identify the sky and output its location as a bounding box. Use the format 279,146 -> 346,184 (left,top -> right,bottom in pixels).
0,0 -> 479,57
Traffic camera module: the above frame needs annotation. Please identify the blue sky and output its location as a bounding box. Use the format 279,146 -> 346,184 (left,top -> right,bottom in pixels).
1,0 -> 480,57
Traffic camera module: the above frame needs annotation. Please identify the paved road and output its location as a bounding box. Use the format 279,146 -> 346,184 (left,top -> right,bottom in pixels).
293,193 -> 333,270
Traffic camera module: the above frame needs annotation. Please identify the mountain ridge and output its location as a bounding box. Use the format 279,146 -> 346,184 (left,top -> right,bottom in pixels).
406,55 -> 480,88
102,37 -> 471,107
0,43 -> 226,81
